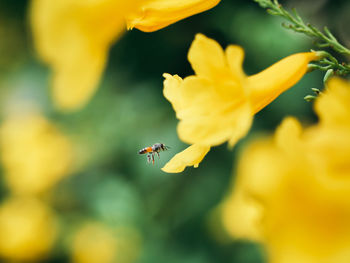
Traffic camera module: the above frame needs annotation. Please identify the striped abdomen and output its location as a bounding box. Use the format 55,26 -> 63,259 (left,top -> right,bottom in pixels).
138,146 -> 153,154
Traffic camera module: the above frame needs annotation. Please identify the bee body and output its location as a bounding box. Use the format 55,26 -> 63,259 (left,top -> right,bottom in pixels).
138,146 -> 153,154
138,143 -> 170,164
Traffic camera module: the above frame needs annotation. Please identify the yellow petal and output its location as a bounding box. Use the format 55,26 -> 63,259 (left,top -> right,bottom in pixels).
236,139 -> 288,201
163,73 -> 186,117
188,34 -> 227,79
177,102 -> 252,147
163,71 -> 248,119
164,74 -> 223,120
221,190 -> 263,242
50,48 -> 107,110
227,105 -> 252,147
225,45 -> 246,81
161,144 -> 210,173
274,116 -> 303,152
247,52 -> 319,113
30,0 -> 137,110
314,77 -> 350,127
125,0 -> 220,32
173,76 -> 252,146
306,126 -> 350,180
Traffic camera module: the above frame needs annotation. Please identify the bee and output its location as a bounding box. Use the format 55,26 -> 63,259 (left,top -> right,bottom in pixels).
138,143 -> 170,164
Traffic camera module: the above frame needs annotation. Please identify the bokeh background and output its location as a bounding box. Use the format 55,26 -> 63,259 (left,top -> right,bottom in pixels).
0,0 -> 349,262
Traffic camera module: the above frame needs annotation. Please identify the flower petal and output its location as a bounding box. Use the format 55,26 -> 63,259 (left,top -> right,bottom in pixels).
274,116 -> 303,152
164,74 -> 227,120
125,0 -> 220,32
315,77 -> 350,126
236,139 -> 288,201
188,34 -> 227,79
221,190 -> 263,242
163,73 -> 186,117
51,49 -> 107,110
174,76 -> 252,146
225,45 -> 246,81
177,103 -> 252,147
161,144 -> 210,173
247,52 -> 318,113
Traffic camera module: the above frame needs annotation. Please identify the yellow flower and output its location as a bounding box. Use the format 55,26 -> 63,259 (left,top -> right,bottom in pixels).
30,0 -> 220,110
220,78 -> 350,263
162,33 -> 319,173
0,197 -> 58,261
0,113 -> 72,195
71,222 -> 141,263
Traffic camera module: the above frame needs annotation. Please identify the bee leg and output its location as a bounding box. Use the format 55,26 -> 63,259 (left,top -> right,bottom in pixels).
147,153 -> 151,163
152,152 -> 155,165
156,152 -> 160,159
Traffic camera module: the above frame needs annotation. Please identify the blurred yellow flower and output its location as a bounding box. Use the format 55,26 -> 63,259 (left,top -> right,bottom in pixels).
0,197 -> 57,261
0,113 -> 72,195
220,78 -> 350,263
30,0 -> 220,110
72,222 -> 141,263
162,33 -> 318,173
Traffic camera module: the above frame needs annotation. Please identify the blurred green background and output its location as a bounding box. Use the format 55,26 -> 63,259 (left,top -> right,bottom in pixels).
0,0 -> 349,262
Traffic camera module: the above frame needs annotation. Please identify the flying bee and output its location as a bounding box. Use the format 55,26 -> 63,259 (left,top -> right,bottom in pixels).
138,143 -> 170,164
